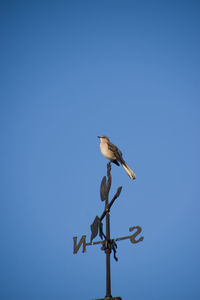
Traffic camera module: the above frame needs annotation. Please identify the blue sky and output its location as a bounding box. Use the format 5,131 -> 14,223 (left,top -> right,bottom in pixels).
1,1 -> 200,300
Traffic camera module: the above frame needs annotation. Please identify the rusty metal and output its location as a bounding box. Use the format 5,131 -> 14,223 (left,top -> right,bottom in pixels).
73,162 -> 144,300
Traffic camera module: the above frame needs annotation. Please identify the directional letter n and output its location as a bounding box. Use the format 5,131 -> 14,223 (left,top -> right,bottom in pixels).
73,235 -> 86,254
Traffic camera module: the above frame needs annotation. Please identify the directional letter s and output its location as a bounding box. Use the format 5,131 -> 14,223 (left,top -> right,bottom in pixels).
129,226 -> 144,244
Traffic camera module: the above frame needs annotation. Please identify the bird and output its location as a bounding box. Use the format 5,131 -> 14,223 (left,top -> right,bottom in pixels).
97,136 -> 136,180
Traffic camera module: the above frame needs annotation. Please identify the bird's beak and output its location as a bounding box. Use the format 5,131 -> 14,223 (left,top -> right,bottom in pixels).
97,136 -> 101,138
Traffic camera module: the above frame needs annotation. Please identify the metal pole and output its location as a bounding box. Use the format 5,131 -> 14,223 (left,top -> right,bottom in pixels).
106,198 -> 112,298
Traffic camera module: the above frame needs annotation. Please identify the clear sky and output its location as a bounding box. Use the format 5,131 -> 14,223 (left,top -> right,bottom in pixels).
1,1 -> 200,300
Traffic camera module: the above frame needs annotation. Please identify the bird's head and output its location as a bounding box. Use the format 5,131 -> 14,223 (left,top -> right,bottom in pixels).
97,135 -> 110,142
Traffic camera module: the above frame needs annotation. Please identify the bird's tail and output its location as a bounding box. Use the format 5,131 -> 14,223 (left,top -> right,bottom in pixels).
121,160 -> 136,180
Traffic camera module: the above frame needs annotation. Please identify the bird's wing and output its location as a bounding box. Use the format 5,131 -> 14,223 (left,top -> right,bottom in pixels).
107,142 -> 123,163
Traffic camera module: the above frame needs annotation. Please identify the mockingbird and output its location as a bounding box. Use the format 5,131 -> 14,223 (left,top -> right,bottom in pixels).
97,136 -> 136,180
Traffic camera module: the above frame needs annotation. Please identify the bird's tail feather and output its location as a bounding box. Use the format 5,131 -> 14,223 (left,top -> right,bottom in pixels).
121,160 -> 136,180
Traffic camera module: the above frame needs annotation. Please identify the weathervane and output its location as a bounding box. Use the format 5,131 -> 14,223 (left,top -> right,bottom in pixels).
73,163 -> 144,300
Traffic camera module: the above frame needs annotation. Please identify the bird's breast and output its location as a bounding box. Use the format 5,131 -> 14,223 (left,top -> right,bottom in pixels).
100,142 -> 115,160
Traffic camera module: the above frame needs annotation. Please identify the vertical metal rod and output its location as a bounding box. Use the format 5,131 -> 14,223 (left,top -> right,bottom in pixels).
105,194 -> 112,298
